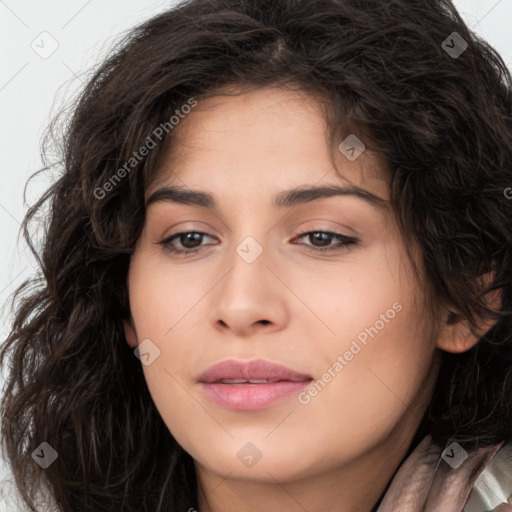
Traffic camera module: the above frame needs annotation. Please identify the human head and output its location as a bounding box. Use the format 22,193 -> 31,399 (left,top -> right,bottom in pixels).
1,1 -> 511,511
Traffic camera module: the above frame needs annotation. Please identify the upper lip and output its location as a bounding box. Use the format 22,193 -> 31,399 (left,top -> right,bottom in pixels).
198,359 -> 313,383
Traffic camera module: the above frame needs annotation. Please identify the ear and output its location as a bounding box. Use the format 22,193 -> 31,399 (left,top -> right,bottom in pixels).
123,317 -> 138,349
436,282 -> 502,354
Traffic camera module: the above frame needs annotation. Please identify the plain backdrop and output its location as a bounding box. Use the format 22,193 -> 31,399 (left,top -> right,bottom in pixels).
1,0 -> 512,509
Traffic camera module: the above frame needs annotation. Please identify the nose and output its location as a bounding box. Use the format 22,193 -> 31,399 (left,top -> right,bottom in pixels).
210,242 -> 289,338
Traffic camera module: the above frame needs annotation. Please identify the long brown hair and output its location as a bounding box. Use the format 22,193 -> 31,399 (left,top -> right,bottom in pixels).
1,0 -> 511,510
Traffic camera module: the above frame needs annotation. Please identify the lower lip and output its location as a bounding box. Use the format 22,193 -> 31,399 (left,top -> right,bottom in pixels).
200,380 -> 312,410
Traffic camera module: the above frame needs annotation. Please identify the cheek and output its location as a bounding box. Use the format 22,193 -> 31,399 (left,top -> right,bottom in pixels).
126,253 -> 201,405
128,274 -> 201,451
285,243 -> 413,355
128,250 -> 211,339
290,300 -> 435,471
329,305 -> 433,405
291,248 -> 435,431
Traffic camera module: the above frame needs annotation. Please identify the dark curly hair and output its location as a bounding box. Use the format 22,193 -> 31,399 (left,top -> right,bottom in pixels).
1,0 -> 511,510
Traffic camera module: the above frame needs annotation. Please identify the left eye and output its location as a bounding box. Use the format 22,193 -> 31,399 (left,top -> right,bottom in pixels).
293,230 -> 359,252
158,230 -> 359,255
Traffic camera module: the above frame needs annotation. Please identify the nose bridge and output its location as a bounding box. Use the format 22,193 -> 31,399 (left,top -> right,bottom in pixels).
210,224 -> 288,334
223,231 -> 270,297
222,198 -> 272,274
234,232 -> 266,266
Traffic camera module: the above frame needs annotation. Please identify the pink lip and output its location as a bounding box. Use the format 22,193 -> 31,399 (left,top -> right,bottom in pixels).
198,359 -> 313,410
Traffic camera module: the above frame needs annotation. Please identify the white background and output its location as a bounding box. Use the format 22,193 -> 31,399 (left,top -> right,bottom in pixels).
1,0 -> 512,509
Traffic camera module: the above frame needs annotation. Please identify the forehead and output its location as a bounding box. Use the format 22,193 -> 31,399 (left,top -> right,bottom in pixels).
146,87 -> 389,201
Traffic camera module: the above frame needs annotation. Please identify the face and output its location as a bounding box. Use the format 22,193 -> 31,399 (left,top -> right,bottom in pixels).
124,87 -> 443,486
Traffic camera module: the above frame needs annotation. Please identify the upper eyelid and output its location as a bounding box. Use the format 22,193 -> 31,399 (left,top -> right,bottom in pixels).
161,218 -> 356,237
162,228 -> 355,245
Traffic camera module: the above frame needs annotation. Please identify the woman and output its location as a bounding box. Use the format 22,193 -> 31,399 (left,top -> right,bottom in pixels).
1,0 -> 511,510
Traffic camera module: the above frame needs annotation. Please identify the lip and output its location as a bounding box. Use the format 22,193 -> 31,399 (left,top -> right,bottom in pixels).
198,358 -> 312,383
198,359 -> 313,410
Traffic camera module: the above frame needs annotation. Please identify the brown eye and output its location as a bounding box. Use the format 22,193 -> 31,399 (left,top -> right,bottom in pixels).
293,231 -> 359,252
159,231 -> 217,254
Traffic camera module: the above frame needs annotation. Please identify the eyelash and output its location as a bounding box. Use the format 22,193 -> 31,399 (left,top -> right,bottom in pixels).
158,229 -> 359,255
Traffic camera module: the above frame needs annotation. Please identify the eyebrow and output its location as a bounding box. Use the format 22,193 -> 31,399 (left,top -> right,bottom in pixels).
145,184 -> 388,210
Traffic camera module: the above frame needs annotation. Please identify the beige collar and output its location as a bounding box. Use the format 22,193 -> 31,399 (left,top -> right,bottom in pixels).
376,435 -> 506,512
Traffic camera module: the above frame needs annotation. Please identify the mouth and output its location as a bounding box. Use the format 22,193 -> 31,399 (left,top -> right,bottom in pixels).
214,378 -> 290,384
198,359 -> 313,410
198,358 -> 312,383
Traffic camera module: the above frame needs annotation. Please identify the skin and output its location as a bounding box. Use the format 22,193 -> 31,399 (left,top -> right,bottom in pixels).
123,86 -> 489,512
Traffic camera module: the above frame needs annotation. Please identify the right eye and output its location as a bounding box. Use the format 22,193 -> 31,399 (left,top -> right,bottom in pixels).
158,231 -> 219,255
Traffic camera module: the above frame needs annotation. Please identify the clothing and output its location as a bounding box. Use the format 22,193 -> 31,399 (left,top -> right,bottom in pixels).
376,435 -> 512,512
466,440 -> 512,512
